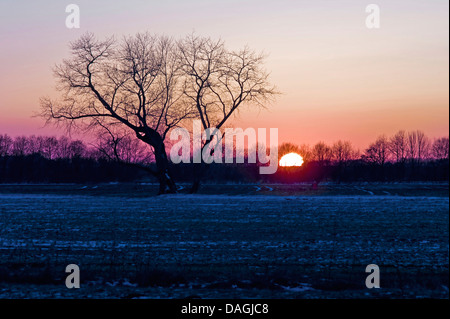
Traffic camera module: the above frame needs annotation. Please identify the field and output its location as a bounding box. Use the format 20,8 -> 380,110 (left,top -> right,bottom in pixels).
0,182 -> 448,299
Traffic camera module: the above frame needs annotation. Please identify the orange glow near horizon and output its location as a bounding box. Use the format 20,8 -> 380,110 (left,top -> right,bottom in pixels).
0,1 -> 448,150
279,153 -> 304,167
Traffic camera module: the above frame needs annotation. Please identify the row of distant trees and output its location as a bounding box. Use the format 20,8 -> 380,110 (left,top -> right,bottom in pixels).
1,130 -> 448,163
0,134 -> 151,163
0,134 -> 147,183
0,135 -> 88,159
279,130 -> 449,165
0,131 -> 448,184
272,130 -> 448,183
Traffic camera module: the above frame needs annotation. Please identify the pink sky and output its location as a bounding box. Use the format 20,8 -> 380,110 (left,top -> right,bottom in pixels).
0,0 -> 448,149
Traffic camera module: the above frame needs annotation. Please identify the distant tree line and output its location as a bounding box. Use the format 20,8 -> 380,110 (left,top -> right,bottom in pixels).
271,130 -> 448,183
0,134 -> 145,183
0,130 -> 448,184
276,131 -> 449,164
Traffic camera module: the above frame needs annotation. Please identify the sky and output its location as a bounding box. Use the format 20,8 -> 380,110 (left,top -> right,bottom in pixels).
0,0 -> 448,149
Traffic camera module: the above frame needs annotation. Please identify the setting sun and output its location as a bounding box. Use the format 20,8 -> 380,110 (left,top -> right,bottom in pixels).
279,153 -> 304,167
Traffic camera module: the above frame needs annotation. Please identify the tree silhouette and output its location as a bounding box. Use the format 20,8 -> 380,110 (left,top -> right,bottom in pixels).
332,140 -> 356,164
40,33 -> 195,194
389,130 -> 407,164
432,137 -> 449,160
278,142 -> 301,158
363,135 -> 389,166
312,142 -> 332,164
177,34 -> 277,192
40,32 -> 276,194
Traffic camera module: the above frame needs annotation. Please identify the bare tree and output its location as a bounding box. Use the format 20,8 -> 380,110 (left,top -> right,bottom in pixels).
298,144 -> 312,163
12,136 -> 29,156
0,134 -> 13,156
41,137 -> 59,160
96,125 -> 153,164
432,137 -> 449,160
68,140 -> 87,159
332,140 -> 355,165
312,142 -> 332,164
40,33 -> 195,194
389,130 -> 407,164
407,131 -> 417,163
416,130 -> 430,162
363,135 -> 389,166
278,142 -> 301,158
406,130 -> 430,163
40,33 -> 276,193
25,135 -> 41,155
177,34 -> 277,192
55,136 -> 71,158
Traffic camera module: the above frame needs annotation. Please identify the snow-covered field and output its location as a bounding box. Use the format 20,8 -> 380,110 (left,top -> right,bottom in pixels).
0,184 -> 448,298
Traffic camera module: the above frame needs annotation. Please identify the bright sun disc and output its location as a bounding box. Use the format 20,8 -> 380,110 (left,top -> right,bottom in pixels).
279,152 -> 304,167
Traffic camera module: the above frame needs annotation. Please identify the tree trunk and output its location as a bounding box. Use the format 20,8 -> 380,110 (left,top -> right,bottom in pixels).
143,129 -> 177,195
154,143 -> 177,195
189,140 -> 214,194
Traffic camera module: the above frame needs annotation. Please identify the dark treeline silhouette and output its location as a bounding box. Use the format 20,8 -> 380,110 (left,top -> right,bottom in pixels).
0,134 -> 145,183
0,154 -> 144,183
270,131 -> 449,183
0,131 -> 448,184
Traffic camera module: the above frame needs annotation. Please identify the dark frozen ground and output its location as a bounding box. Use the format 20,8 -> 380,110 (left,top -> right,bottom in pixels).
0,183 -> 448,298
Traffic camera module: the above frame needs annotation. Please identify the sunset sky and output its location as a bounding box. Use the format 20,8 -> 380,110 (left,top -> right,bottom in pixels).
0,0 -> 448,149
